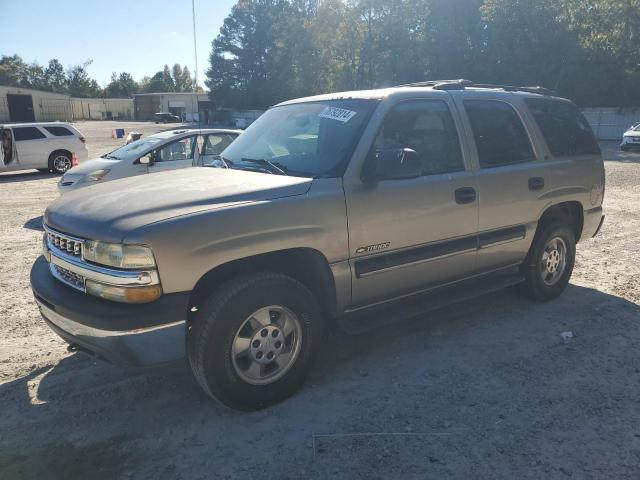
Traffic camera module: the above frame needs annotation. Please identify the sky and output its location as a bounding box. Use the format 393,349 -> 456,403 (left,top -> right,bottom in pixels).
1,0 -> 237,89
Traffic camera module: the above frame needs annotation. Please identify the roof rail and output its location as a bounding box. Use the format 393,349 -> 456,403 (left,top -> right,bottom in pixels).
397,79 -> 556,96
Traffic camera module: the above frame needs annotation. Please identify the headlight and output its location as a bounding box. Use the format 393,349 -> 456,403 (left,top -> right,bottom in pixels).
83,241 -> 156,269
81,169 -> 110,182
85,280 -> 162,304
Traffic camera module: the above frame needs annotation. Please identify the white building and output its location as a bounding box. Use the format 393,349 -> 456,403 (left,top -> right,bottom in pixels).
0,85 -> 72,123
133,92 -> 211,122
71,98 -> 134,120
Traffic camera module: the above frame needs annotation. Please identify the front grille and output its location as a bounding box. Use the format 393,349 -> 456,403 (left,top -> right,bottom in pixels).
46,229 -> 83,257
52,264 -> 85,291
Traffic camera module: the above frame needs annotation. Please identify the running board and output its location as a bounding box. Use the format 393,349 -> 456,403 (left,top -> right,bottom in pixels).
338,269 -> 524,335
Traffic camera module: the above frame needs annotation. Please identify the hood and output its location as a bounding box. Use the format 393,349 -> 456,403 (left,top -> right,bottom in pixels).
624,129 -> 640,137
45,167 -> 312,242
63,157 -> 121,177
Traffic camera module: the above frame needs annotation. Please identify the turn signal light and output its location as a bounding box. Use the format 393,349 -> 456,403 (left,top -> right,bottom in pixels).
85,280 -> 162,304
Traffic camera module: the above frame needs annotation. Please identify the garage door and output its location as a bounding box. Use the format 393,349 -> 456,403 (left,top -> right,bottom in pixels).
7,94 -> 35,122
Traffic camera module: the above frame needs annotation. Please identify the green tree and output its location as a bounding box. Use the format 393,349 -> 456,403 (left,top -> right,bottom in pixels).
105,71 -> 138,98
44,59 -> 67,93
66,60 -> 102,97
162,64 -> 175,92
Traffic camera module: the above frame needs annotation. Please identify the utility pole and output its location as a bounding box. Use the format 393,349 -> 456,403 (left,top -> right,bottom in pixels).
192,0 -> 199,91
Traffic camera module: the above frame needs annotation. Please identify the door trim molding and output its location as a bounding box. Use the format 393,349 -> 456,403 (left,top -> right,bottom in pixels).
354,224 -> 527,278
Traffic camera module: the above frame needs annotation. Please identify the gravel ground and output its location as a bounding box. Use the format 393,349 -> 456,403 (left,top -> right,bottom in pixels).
1,128 -> 639,479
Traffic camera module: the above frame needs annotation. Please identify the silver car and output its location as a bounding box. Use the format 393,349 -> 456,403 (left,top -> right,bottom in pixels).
32,80 -> 605,410
621,123 -> 640,151
57,128 -> 240,192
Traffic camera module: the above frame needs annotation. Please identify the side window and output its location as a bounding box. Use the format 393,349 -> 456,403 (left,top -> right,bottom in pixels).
370,100 -> 464,176
525,98 -> 600,156
464,100 -> 536,168
44,126 -> 74,137
155,136 -> 195,162
13,127 -> 46,141
203,133 -> 236,156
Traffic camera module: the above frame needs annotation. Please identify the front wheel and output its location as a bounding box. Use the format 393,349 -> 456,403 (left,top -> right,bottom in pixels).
518,221 -> 576,301
187,272 -> 323,410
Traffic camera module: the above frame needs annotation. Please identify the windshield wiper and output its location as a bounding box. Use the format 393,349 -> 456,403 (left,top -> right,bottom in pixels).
240,158 -> 288,175
103,154 -> 120,160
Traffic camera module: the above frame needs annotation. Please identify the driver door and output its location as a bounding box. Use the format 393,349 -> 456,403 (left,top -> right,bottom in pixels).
148,136 -> 196,173
345,99 -> 479,307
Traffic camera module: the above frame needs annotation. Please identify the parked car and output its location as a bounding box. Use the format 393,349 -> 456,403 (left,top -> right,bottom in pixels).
0,122 -> 88,174
31,80 -> 605,410
57,128 -> 241,193
154,112 -> 182,124
620,123 -> 640,151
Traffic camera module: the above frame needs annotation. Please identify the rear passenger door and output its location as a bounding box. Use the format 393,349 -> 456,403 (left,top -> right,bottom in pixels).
455,96 -> 548,272
345,98 -> 479,307
12,126 -> 48,168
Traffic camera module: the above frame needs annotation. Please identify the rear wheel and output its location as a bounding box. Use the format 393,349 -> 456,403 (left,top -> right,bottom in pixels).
187,272 -> 323,410
518,221 -> 576,301
49,152 -> 72,174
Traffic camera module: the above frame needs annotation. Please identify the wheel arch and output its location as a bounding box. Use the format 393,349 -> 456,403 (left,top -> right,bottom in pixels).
537,201 -> 584,242
187,248 -> 337,324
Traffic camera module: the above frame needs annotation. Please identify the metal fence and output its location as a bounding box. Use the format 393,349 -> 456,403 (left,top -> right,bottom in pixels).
582,108 -> 640,141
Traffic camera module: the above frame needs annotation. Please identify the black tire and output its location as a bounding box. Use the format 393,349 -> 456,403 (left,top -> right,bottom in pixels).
187,272 -> 323,411
48,151 -> 72,174
518,220 -> 576,301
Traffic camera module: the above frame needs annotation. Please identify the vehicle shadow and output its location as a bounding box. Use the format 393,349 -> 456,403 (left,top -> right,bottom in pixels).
2,284 -> 639,478
23,215 -> 44,231
0,170 -> 56,183
599,141 -> 640,163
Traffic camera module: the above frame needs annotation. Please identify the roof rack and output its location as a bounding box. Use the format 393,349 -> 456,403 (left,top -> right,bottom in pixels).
397,79 -> 556,96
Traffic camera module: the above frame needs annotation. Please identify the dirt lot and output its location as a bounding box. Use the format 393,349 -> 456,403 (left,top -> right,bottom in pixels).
1,124 -> 639,479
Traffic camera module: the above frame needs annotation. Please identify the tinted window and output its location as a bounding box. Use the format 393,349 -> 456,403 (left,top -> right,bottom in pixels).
13,127 -> 46,141
370,100 -> 464,176
155,136 -> 195,162
525,98 -> 600,156
44,126 -> 74,137
464,100 -> 536,168
203,133 -> 236,156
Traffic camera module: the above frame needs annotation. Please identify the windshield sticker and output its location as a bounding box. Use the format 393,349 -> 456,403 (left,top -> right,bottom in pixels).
319,106 -> 357,123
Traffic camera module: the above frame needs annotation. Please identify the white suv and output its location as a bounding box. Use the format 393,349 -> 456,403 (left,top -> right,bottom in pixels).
1,122 -> 89,174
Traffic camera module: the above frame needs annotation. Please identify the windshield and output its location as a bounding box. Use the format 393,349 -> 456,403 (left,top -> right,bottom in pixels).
102,136 -> 164,160
633,124 -> 640,132
220,99 -> 378,177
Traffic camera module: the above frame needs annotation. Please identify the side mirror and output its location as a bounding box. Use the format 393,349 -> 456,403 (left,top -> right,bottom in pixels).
139,152 -> 155,166
364,148 -> 421,182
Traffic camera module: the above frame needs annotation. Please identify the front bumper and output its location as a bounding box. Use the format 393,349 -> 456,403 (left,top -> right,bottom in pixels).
31,256 -> 190,367
621,138 -> 640,149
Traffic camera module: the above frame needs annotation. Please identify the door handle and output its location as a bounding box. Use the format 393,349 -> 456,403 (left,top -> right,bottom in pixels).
528,177 -> 545,191
455,187 -> 476,205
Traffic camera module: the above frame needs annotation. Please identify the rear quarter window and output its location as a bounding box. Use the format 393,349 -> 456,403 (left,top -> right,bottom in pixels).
525,98 -> 600,156
13,127 -> 46,141
44,126 -> 75,137
464,100 -> 536,168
